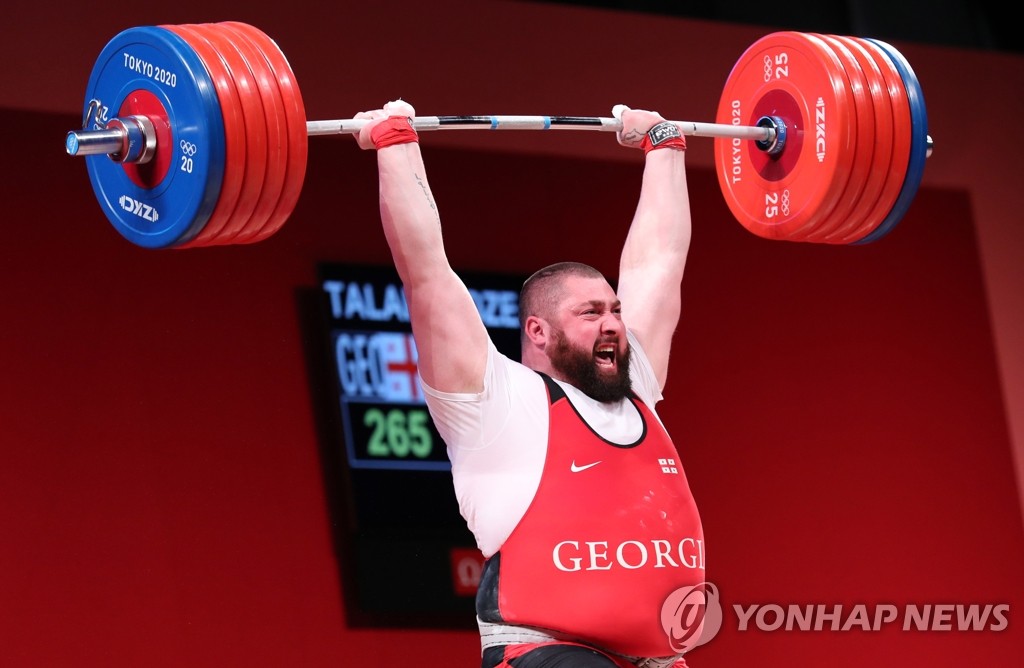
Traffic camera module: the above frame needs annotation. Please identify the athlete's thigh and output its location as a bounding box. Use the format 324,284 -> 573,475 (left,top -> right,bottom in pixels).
510,644 -> 620,667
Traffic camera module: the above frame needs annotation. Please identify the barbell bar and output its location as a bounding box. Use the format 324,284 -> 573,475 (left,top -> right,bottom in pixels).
66,22 -> 931,249
307,116 -> 779,142
71,113 -> 778,150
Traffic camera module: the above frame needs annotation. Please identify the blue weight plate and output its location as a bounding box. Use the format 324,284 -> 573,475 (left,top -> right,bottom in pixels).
83,26 -> 225,248
854,38 -> 928,245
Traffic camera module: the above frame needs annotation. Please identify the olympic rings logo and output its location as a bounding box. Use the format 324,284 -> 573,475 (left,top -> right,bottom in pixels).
179,140 -> 198,156
780,189 -> 791,216
763,55 -> 772,83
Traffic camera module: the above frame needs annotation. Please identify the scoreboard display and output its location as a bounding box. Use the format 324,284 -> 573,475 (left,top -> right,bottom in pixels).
312,263 -> 525,628
331,324 -> 448,472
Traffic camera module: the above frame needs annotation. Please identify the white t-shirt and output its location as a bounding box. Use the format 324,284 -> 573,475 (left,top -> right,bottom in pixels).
421,330 -> 665,557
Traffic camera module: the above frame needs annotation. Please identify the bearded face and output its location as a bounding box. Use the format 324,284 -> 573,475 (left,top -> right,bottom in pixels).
548,327 -> 632,403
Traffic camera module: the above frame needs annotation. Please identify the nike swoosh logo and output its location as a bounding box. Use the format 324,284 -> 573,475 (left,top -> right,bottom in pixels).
570,460 -> 602,473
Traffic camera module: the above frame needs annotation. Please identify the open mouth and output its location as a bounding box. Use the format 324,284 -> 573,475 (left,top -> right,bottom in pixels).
595,343 -> 617,368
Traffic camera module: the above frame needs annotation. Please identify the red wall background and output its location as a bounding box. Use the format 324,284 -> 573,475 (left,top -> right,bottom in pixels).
2,2 -> 1023,667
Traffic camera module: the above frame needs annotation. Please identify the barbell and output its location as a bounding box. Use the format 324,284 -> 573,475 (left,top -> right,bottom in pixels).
65,22 -> 931,249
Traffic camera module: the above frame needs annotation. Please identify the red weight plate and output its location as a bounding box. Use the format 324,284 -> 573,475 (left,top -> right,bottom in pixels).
220,22 -> 308,244
841,37 -> 912,243
715,31 -> 856,242
186,23 -> 273,246
165,24 -> 246,248
823,35 -> 894,244
179,23 -> 267,246
802,33 -> 872,243
196,23 -> 288,245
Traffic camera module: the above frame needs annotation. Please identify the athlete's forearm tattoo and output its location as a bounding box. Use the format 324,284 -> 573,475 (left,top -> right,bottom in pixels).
414,172 -> 440,224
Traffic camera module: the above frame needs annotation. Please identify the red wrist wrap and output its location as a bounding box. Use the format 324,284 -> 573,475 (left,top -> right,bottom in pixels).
371,116 -> 418,149
640,121 -> 686,153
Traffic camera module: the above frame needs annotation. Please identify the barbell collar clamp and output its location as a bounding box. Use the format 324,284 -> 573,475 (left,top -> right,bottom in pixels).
66,114 -> 157,164
754,116 -> 787,156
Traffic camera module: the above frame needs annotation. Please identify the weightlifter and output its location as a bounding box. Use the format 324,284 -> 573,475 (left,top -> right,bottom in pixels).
354,99 -> 705,668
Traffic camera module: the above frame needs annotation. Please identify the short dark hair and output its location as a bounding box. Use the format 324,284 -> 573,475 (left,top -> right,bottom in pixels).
519,262 -> 606,332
